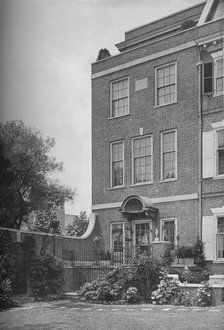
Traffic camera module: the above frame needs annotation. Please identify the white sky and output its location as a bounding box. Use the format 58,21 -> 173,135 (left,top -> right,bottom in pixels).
0,0 -> 202,215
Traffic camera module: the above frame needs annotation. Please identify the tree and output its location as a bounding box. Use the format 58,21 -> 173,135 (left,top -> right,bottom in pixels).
65,211 -> 89,237
0,121 -> 75,229
96,48 -> 111,61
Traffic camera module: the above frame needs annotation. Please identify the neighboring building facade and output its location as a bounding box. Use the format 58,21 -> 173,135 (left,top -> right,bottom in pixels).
91,0 -> 224,264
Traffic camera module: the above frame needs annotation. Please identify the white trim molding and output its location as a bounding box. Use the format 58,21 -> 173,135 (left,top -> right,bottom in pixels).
92,41 -> 195,80
92,193 -> 198,211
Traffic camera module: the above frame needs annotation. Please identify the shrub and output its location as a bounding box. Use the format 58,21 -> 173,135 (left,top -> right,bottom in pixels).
0,231 -> 19,308
80,278 -> 124,304
177,267 -> 211,284
28,253 -> 64,298
193,238 -> 205,268
122,287 -> 141,304
128,251 -> 163,301
196,281 -> 212,307
151,269 -> 180,305
80,252 -> 164,304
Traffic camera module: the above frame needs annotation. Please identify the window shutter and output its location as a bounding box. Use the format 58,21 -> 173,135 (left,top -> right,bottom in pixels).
202,216 -> 214,260
203,62 -> 213,94
203,131 -> 214,178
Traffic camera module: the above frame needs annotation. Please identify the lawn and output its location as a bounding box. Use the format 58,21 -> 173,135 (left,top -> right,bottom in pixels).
0,301 -> 223,330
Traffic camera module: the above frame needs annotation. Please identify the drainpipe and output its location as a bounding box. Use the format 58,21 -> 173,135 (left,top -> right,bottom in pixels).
196,46 -> 203,240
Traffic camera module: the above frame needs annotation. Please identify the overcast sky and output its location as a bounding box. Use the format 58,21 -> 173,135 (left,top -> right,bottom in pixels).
0,0 -> 201,215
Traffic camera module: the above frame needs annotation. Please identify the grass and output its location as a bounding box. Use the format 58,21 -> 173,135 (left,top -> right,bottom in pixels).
0,301 -> 223,330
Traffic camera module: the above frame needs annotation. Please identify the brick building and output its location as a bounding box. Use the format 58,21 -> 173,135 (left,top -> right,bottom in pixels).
91,0 -> 224,265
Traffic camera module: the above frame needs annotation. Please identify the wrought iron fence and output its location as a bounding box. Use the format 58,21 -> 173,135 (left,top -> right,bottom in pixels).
62,245 -> 153,267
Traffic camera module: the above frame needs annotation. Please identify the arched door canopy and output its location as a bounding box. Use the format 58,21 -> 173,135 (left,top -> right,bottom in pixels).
120,195 -> 158,214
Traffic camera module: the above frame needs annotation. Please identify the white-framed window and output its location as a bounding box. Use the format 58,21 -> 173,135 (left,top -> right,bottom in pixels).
133,220 -> 152,253
110,77 -> 129,118
217,129 -> 224,176
203,125 -> 224,178
203,208 -> 224,261
203,51 -> 224,95
217,217 -> 224,259
110,222 -> 124,252
161,219 -> 177,250
110,141 -> 124,187
214,56 -> 224,95
155,62 -> 177,106
132,135 -> 153,184
161,130 -> 177,181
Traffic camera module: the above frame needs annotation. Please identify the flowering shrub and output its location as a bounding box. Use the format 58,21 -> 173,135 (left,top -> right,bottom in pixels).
177,267 -> 211,284
80,252 -> 163,304
80,278 -> 124,303
196,281 -> 212,307
122,287 -> 141,304
151,269 -> 180,305
151,268 -> 194,306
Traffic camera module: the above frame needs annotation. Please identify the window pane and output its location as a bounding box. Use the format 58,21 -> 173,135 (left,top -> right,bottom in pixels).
216,77 -> 224,93
111,79 -> 129,117
112,142 -> 123,186
162,131 -> 176,180
218,149 -> 224,175
163,221 -> 175,249
111,224 -> 123,252
218,217 -> 224,233
133,137 -> 152,183
156,64 -> 176,105
218,130 -> 224,148
217,217 -> 224,258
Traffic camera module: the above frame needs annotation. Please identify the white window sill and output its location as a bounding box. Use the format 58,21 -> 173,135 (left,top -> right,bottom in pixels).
130,182 -> 153,187
109,185 -> 125,190
212,91 -> 224,98
109,113 -> 130,120
213,175 -> 224,180
153,101 -> 178,109
159,178 -> 178,183
213,260 -> 224,263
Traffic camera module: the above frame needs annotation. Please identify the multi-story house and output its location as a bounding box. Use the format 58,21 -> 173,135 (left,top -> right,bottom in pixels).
91,0 -> 224,268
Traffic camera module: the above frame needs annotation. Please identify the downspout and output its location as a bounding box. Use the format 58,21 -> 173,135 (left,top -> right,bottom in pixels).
196,45 -> 203,240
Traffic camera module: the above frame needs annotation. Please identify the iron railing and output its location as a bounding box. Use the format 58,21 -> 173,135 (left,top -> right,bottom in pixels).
62,245 -> 152,267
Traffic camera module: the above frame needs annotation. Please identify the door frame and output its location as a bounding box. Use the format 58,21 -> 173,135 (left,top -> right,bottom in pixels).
132,219 -> 152,251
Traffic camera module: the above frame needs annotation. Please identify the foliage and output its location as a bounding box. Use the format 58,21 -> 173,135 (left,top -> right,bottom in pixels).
151,269 -> 181,305
177,267 -> 211,284
122,287 -> 141,304
193,238 -> 205,267
0,120 -> 74,229
28,253 -> 64,298
0,231 -> 21,308
127,251 -> 164,300
181,19 -> 196,30
96,48 -> 111,61
152,270 -> 213,307
27,209 -> 62,234
196,281 -> 212,307
80,252 -> 164,304
65,211 -> 89,237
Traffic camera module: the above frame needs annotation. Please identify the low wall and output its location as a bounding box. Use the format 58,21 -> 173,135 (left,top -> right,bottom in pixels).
179,283 -> 224,306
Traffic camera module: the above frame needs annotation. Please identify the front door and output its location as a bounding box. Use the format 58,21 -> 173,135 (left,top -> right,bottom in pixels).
134,220 -> 152,253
